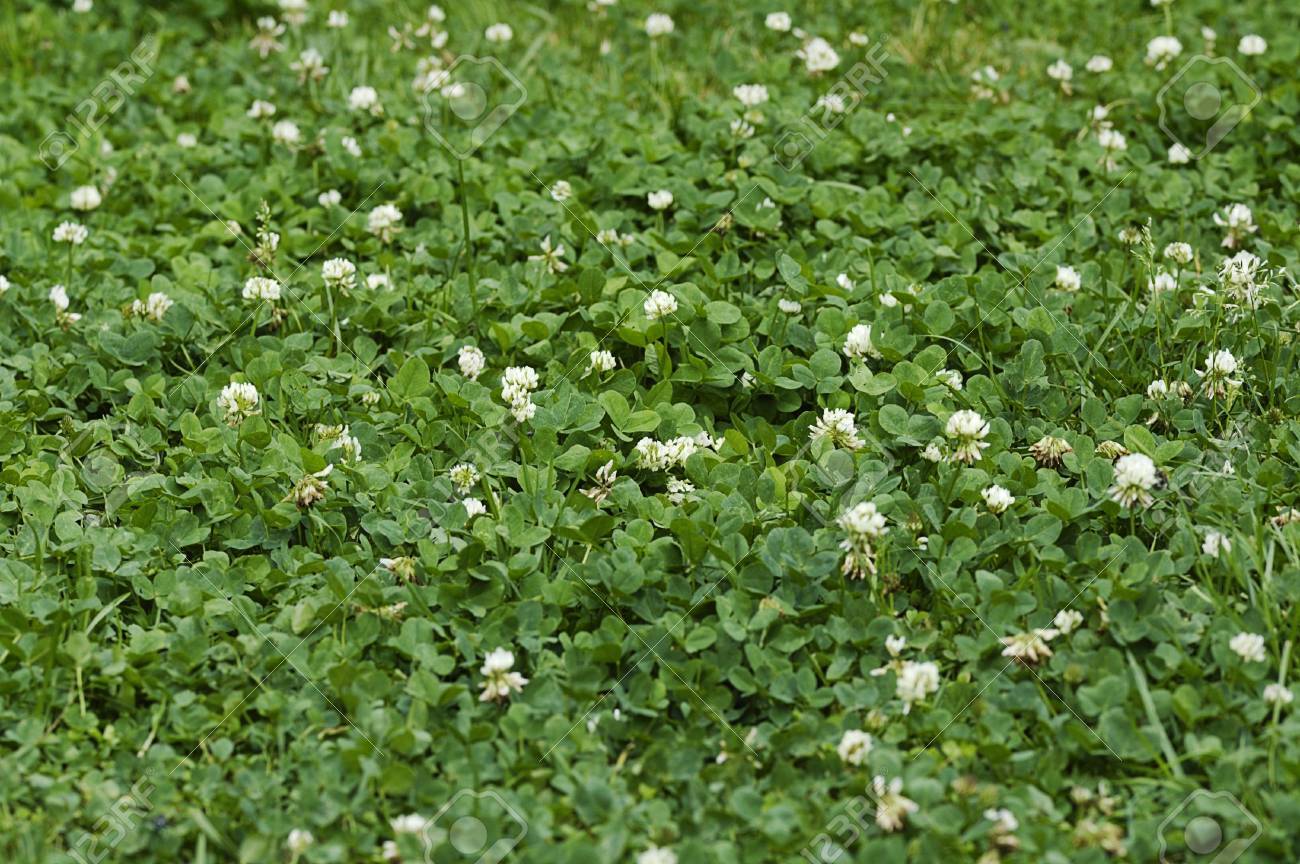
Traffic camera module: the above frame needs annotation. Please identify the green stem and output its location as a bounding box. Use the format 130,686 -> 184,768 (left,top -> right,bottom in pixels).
457,157 -> 478,323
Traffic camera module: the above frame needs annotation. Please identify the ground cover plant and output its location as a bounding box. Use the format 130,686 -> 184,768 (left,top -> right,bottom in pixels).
2,0 -> 1300,862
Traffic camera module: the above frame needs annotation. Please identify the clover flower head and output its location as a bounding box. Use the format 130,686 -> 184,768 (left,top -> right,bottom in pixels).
811,408 -> 864,451
945,410 -> 990,464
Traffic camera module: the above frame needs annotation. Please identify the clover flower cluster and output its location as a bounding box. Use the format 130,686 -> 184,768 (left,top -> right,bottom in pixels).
500,366 -> 540,422
634,432 -> 719,471
837,501 -> 888,580
479,647 -> 528,702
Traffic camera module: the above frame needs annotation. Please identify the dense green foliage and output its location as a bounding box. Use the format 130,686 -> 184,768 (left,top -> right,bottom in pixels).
2,1 -> 1300,862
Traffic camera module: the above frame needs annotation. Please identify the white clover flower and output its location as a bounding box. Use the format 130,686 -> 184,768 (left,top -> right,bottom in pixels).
921,443 -> 944,462
797,37 -> 840,73
131,291 -> 174,322
836,273 -> 854,291
895,661 -> 939,714
172,74 -> 191,93
839,501 -> 887,540
290,470 -> 334,510
1046,58 -> 1073,82
936,368 -> 962,391
644,13 -> 674,37
733,83 -> 769,107
765,11 -> 792,32
368,204 -> 403,242
341,135 -> 362,157
945,410 -> 990,464
1001,628 -> 1059,663
287,829 -> 314,855
49,283 -> 71,311
247,99 -> 276,119
644,289 -> 678,321
177,131 -> 198,148
836,729 -> 873,766
242,276 -> 281,302
327,10 -> 349,27
278,0 -> 307,25
635,436 -> 700,471
70,185 -> 102,211
1097,127 -> 1127,153
1219,250 -> 1261,289
463,497 -> 487,517
1145,35 -> 1183,69
479,648 -> 529,701
1168,142 -> 1191,164
871,776 -> 919,832
379,556 -> 416,582
458,345 -> 486,380
647,189 -> 674,210
970,65 -> 1000,100
1229,632 -> 1266,663
985,808 -> 1019,839
217,381 -> 260,426
53,221 -> 89,245
1148,270 -> 1177,294
1238,34 -> 1267,55
1054,609 -> 1084,635
550,180 -> 572,202
291,48 -> 329,82
885,635 -> 906,656
366,273 -> 389,290
1086,55 -> 1113,73
842,323 -> 880,361
348,85 -> 381,114
811,408 -> 864,451
390,814 -> 428,835
1202,530 -> 1231,559
449,462 -> 480,494
1163,242 -> 1194,265
588,349 -> 617,374
0,275 -> 11,294
1263,683 -> 1293,706
1213,203 -> 1257,249
1055,264 -> 1081,291
778,298 -> 802,315
73,0 -> 92,11
528,235 -> 568,274
815,92 -> 848,114
501,366 -> 540,422
1118,225 -> 1143,245
271,119 -> 301,146
666,477 -> 695,504
321,258 -> 356,292
1198,349 -> 1241,396
1108,453 -> 1158,508
250,16 -> 286,58
637,846 -> 677,864
1147,379 -> 1170,399
318,189 -> 342,208
981,484 -> 1015,514
485,23 -> 513,43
